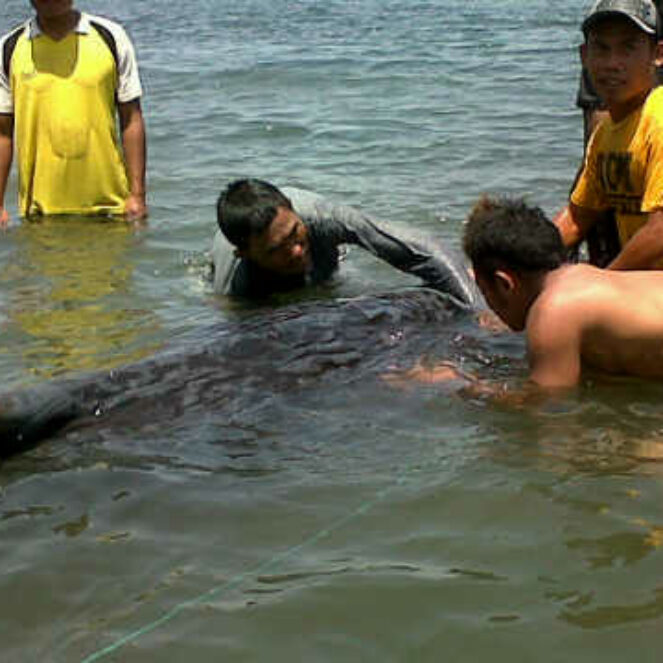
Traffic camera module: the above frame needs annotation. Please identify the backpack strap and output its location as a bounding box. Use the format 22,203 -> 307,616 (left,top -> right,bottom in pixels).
2,25 -> 26,82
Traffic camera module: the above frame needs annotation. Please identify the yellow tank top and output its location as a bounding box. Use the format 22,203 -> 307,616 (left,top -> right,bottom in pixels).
10,28 -> 129,216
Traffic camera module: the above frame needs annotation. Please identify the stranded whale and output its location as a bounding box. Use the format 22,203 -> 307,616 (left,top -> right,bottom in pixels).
0,289 -> 481,457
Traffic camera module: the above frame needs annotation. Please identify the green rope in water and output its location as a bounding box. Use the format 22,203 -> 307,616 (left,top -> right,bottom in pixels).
81,474 -> 419,661
81,417 -> 453,662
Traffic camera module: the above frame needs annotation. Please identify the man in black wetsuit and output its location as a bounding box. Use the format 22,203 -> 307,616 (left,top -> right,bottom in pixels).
211,178 -> 479,306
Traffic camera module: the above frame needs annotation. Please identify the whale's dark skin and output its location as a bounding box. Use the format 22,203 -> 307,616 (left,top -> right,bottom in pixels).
0,289 -> 480,457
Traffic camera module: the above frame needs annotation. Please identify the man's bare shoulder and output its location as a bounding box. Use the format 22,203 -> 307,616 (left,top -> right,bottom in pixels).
544,263 -> 603,292
535,263 -> 663,311
530,265 -> 663,376
531,265 -> 602,321
526,264 -> 625,344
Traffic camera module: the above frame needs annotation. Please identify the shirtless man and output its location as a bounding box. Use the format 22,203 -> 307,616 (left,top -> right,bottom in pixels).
400,195 -> 663,391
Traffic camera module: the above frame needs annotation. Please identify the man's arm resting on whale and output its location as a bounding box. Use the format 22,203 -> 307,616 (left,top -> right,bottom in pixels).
299,190 -> 479,306
386,308 -> 583,402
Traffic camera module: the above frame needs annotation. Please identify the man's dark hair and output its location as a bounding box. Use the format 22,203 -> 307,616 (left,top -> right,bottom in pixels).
216,179 -> 293,250
463,196 -> 565,279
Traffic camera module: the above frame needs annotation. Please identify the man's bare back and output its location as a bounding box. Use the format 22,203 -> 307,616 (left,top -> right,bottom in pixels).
394,196 -> 663,393
529,264 -> 663,382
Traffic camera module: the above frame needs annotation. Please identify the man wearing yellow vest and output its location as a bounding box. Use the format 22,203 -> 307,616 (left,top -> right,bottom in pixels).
0,1 -> 147,223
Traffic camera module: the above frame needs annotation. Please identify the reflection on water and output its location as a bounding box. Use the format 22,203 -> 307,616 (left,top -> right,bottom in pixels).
1,218 -> 162,380
476,385 -> 663,635
560,590 -> 663,629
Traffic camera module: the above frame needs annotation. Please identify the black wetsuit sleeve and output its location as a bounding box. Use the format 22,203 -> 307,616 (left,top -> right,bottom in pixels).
289,189 -> 478,306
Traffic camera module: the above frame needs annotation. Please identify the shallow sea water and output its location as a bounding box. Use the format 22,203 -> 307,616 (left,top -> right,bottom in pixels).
2,1 -> 663,661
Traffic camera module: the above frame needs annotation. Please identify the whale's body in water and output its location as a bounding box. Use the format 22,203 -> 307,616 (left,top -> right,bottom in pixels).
0,289 -> 483,457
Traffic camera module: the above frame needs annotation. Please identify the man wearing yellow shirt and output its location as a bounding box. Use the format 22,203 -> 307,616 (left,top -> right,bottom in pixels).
555,0 -> 663,269
0,0 -> 147,223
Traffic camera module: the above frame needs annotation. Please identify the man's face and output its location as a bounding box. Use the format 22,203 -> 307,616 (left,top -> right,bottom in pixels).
31,0 -> 74,19
475,269 -> 527,332
582,18 -> 658,112
242,206 -> 311,276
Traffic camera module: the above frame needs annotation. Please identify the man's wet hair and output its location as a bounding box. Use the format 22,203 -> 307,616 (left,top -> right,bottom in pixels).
217,178 -> 293,250
463,195 -> 565,279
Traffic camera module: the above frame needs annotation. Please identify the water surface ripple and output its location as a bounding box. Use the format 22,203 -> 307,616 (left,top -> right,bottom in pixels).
2,1 -> 663,662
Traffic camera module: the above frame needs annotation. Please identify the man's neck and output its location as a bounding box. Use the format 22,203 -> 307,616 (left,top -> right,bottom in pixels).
36,10 -> 80,41
521,270 -> 553,326
608,86 -> 653,123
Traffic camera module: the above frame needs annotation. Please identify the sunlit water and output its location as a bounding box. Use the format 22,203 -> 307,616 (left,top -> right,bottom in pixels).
2,1 -> 663,661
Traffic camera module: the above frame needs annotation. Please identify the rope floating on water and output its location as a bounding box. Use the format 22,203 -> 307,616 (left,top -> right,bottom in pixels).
80,431 -> 446,662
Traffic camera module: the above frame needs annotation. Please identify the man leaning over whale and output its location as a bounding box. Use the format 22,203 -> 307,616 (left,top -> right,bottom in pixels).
211,178 -> 479,306
392,195 -> 663,398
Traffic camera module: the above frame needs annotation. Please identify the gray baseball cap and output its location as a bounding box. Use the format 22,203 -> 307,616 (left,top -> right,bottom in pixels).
582,0 -> 658,36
